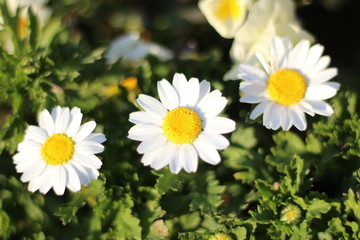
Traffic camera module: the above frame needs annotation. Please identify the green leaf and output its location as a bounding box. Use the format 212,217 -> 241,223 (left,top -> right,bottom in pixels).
306,199 -> 331,219
154,168 -> 184,195
344,189 -> 360,220
231,125 -> 257,149
255,180 -> 274,201
189,171 -> 225,216
28,8 -> 40,49
231,226 -> 247,240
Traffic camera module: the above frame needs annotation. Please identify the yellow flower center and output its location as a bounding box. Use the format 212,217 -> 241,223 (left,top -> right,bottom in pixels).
215,0 -> 242,20
267,69 -> 307,106
162,107 -> 202,144
41,134 -> 75,165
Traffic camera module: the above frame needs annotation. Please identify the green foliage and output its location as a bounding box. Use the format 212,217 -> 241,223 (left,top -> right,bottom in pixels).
0,0 -> 359,239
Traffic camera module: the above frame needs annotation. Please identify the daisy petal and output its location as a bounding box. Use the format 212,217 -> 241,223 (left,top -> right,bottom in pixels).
157,80 -> 179,110
70,160 -> 91,186
66,107 -> 83,137
73,152 -> 102,169
169,146 -> 182,174
76,141 -> 104,154
55,107 -> 70,134
237,64 -> 267,82
197,80 -> 211,104
204,117 -> 236,134
129,111 -> 163,126
301,44 -> 324,73
310,68 -> 338,85
39,165 -> 55,194
288,39 -> 310,69
240,95 -> 268,103
20,160 -> 47,182
64,164 -> 81,192
250,101 -> 269,120
289,106 -> 307,131
137,94 -> 167,117
306,100 -> 334,116
53,166 -> 67,195
150,143 -> 175,170
308,56 -> 331,75
305,84 -> 338,100
186,77 -> 200,106
172,73 -> 188,106
38,109 -> 55,136
25,126 -> 48,143
128,125 -> 163,141
28,172 -> 46,193
197,132 -> 229,150
84,133 -> 107,144
240,81 -> 267,96
180,144 -> 198,173
137,135 -> 167,154
72,121 -> 96,142
193,138 -> 221,165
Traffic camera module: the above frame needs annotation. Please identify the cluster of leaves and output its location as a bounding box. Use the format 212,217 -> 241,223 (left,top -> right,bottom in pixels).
0,0 -> 360,239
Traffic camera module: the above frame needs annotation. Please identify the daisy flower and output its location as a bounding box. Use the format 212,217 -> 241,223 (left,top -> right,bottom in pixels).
13,106 -> 106,195
236,37 -> 340,131
128,73 -> 235,174
198,0 -> 252,39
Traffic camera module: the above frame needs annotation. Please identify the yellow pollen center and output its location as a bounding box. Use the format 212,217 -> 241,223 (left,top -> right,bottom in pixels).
267,69 -> 307,106
215,0 -> 242,20
41,134 -> 75,165
162,107 -> 202,144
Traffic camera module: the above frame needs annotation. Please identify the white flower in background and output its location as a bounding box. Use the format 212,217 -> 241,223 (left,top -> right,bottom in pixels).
198,0 -> 252,38
236,37 -> 339,131
104,33 -> 174,64
224,0 -> 314,80
13,106 -> 106,195
128,73 -> 235,174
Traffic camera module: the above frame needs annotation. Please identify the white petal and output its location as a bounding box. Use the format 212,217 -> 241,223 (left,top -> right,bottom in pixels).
197,80 -> 211,104
289,106 -> 307,131
20,160 -> 47,182
306,100 -> 334,116
76,140 -> 104,154
137,94 -> 167,117
299,101 -> 315,116
308,56 -> 331,75
28,170 -> 46,193
157,80 -> 179,110
38,109 -> 55,136
310,68 -> 338,85
169,146 -> 182,174
185,77 -> 200,107
240,95 -> 268,103
301,44 -> 324,73
53,166 -> 67,195
25,126 -> 48,143
150,143 -> 177,170
137,135 -> 167,154
281,110 -> 293,131
55,107 -> 70,134
72,121 -> 96,142
180,144 -> 198,173
66,107 -> 83,137
237,64 -> 267,82
305,84 -> 338,100
73,151 -> 103,169
240,81 -> 267,96
197,90 -> 227,118
288,39 -> 310,69
249,101 -> 269,120
172,73 -> 188,106
270,37 -> 292,71
84,133 -> 107,144
64,164 -> 81,192
193,138 -> 221,165
39,165 -> 55,194
204,117 -> 236,134
84,167 -> 99,180
197,132 -> 229,150
264,103 -> 282,130
18,140 -> 42,153
70,160 -> 91,186
128,125 -> 163,141
129,111 -> 163,126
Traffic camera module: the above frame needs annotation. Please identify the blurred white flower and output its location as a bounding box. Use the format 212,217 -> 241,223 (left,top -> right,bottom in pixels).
224,0 -> 314,80
198,0 -> 252,38
104,33 -> 174,64
236,37 -> 339,131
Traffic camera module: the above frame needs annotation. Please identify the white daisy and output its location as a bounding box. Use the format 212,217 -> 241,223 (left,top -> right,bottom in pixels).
13,106 -> 106,195
236,37 -> 340,131
128,73 -> 236,174
198,0 -> 252,39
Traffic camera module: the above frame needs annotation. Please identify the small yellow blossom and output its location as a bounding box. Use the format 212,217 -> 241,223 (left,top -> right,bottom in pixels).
209,233 -> 232,240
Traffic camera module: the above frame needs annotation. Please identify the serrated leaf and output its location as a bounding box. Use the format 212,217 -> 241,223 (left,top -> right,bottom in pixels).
231,226 -> 247,240
189,171 -> 225,216
255,180 -> 274,201
231,125 -> 257,149
344,189 -> 360,220
154,169 -> 184,195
